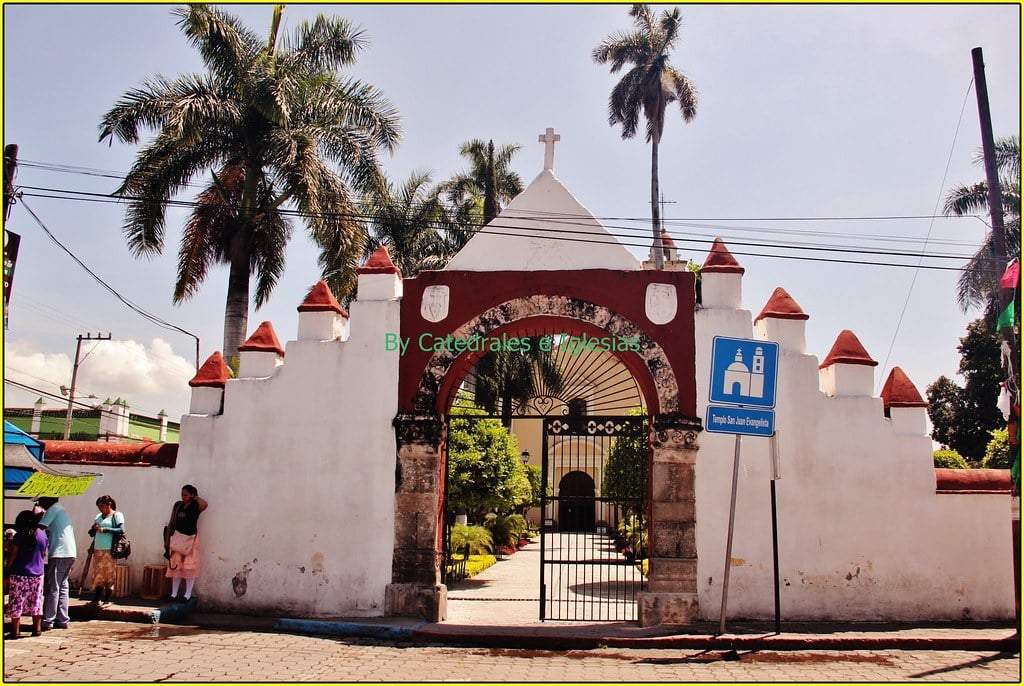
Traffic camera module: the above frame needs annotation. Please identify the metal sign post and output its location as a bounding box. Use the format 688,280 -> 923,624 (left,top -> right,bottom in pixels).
769,432 -> 782,634
719,433 -> 742,635
707,336 -> 781,635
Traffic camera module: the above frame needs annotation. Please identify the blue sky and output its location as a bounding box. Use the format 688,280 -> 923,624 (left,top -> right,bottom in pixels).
3,4 -> 1020,418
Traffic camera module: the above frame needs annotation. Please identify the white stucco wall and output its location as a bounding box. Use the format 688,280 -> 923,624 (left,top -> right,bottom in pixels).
693,292 -> 1014,621
170,296 -> 400,618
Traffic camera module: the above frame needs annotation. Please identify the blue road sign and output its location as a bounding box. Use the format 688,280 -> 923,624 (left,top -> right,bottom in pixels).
709,336 -> 780,409
705,405 -> 775,437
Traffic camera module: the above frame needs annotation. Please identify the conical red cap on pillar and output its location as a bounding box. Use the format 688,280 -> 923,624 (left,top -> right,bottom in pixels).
819,330 -> 877,369
754,287 -> 809,324
702,237 -> 745,274
358,246 -> 401,276
298,281 -> 348,317
189,352 -> 231,388
238,321 -> 285,357
880,367 -> 928,409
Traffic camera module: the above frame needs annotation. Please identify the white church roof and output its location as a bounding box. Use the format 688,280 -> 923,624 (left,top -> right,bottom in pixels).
443,129 -> 640,272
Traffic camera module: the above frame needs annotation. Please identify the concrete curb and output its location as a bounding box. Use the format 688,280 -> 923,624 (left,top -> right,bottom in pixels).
69,603 -> 1020,653
406,629 -> 1021,653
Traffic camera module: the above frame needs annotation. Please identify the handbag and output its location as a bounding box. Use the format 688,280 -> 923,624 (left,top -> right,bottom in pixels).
110,512 -> 131,560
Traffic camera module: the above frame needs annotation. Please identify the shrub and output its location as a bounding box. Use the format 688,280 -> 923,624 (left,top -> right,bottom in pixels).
451,524 -> 492,555
933,448 -> 970,469
484,513 -> 519,548
982,429 -> 1011,469
465,554 -> 496,577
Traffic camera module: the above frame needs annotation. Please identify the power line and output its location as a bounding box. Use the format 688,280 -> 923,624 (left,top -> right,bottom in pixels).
16,187 -> 993,271
878,77 -> 976,389
17,157 -> 990,224
5,364 -> 172,420
17,198 -> 201,368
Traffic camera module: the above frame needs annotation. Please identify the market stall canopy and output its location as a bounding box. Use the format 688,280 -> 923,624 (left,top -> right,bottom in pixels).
4,421 -> 102,498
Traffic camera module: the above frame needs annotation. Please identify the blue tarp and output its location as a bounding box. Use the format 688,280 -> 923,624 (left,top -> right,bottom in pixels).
4,420 -> 44,491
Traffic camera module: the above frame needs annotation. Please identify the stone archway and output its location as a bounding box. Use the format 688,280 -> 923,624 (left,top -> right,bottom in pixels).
387,271 -> 703,626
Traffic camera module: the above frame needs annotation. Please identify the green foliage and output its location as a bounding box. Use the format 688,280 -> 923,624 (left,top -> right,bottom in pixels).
617,513 -> 648,559
927,319 -> 1004,462
450,524 -> 492,556
942,135 -> 1020,312
933,449 -> 969,469
99,5 -> 400,356
982,429 -> 1011,469
525,463 -> 544,507
443,139 -> 524,226
447,416 -> 532,516
484,513 -> 523,548
602,409 -> 648,514
470,337 -> 563,427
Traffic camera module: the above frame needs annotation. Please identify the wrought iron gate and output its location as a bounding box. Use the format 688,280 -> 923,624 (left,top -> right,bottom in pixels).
539,415 -> 648,621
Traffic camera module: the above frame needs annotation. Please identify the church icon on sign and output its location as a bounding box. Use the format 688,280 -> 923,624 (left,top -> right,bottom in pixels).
722,347 -> 765,399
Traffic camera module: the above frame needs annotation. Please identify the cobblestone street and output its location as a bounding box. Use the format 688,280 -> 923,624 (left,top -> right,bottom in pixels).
2,621 -> 1019,682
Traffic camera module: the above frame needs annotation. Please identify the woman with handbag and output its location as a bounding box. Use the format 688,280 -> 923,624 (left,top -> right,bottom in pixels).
164,484 -> 207,601
87,495 -> 125,606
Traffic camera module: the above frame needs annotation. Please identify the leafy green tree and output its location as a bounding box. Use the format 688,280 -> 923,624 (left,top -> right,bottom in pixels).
444,139 -> 524,225
601,410 -> 648,516
933,448 -> 969,469
447,414 -> 531,518
593,4 -> 697,269
99,5 -> 400,361
982,428 -> 1011,469
943,135 -> 1021,312
927,319 -> 1004,462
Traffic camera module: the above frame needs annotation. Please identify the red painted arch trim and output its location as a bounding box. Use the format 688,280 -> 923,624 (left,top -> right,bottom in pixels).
433,315 -> 662,417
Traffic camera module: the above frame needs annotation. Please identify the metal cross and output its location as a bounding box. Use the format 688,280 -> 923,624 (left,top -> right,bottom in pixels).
538,127 -> 560,172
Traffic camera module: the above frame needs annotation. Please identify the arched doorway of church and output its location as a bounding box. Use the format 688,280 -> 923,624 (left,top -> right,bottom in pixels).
557,471 -> 595,533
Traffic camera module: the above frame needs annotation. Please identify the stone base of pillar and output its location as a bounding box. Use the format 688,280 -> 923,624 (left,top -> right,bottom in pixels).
637,591 -> 700,627
385,582 -> 447,622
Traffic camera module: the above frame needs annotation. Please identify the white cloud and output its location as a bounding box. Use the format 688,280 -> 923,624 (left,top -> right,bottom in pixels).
5,338 -> 195,420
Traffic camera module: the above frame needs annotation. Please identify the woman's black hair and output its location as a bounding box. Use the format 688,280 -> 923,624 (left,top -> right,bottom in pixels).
96,495 -> 117,510
14,510 -> 40,553
182,484 -> 198,496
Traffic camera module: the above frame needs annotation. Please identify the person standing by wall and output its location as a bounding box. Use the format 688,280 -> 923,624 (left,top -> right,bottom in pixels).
87,495 -> 125,606
36,497 -> 76,630
4,510 -> 48,638
164,485 -> 207,601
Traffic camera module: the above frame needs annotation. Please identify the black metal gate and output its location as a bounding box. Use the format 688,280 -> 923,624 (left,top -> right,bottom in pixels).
539,415 -> 648,621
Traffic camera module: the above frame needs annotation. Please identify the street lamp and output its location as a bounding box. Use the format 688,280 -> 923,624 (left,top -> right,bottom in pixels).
521,450 -> 530,464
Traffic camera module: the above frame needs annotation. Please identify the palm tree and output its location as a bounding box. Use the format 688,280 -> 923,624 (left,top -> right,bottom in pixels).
944,135 -> 1021,313
593,5 -> 697,270
471,339 -> 563,428
99,5 -> 400,362
445,139 -> 524,225
361,171 -> 452,278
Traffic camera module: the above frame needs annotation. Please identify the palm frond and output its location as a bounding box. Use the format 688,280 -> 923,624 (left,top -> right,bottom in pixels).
608,66 -> 646,139
172,5 -> 260,83
281,14 -> 365,74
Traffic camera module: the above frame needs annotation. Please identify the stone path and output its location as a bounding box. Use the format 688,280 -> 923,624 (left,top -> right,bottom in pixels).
3,621 -> 1019,682
447,534 -> 643,625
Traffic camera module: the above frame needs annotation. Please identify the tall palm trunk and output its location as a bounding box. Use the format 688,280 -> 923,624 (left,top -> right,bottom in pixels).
483,140 -> 498,224
650,129 -> 664,270
223,235 -> 251,366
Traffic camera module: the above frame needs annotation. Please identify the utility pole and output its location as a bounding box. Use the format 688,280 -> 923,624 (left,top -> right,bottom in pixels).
971,46 -> 1019,625
63,333 -> 112,440
3,144 -> 18,222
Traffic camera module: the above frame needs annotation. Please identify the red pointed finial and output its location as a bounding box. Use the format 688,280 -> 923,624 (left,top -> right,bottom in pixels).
819,330 -> 877,369
298,281 -> 348,317
702,237 -> 744,274
754,287 -> 809,324
880,367 -> 927,409
238,321 -> 285,357
189,352 -> 231,388
358,246 -> 401,276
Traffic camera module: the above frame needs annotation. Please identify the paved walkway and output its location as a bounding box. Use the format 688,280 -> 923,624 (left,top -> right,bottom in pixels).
3,621 -> 1019,682
447,535 -> 643,625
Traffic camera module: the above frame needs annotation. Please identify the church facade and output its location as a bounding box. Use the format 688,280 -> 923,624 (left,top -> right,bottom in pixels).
15,129 -> 1015,626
